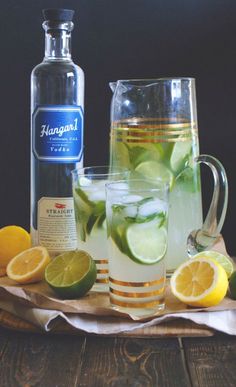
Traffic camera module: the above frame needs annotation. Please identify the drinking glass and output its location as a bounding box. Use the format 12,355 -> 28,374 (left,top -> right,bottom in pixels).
109,78 -> 228,274
72,166 -> 128,291
106,179 -> 169,317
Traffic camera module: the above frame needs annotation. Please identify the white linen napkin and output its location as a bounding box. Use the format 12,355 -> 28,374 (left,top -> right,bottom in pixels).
0,299 -> 235,335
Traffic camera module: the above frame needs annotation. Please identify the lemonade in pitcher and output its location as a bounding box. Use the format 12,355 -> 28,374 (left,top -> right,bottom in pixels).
109,79 -> 228,273
110,120 -> 202,273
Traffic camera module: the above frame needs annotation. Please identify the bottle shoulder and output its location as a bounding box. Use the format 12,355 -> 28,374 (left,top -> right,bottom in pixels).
31,60 -> 84,77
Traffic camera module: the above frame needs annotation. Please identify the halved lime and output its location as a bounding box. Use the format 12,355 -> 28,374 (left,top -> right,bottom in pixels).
170,140 -> 192,172
135,160 -> 174,189
45,250 -> 97,299
125,222 -> 167,265
193,250 -> 234,279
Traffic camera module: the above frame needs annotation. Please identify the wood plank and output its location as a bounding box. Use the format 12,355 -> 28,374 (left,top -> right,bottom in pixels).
183,334 -> 236,387
79,336 -> 191,387
0,327 -> 86,387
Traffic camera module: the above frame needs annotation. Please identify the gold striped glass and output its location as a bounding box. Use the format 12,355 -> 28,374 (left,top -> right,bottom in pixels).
106,179 -> 169,317
71,166 -> 128,292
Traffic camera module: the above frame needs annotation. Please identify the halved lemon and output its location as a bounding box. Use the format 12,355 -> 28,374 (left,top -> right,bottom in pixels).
6,246 -> 51,284
170,257 -> 228,307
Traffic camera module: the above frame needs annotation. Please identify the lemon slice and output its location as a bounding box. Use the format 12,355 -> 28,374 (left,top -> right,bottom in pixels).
193,251 -> 234,279
45,250 -> 96,299
6,246 -> 51,284
170,257 -> 228,307
135,161 -> 174,189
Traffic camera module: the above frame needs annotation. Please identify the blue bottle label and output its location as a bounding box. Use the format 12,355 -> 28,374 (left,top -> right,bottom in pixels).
32,105 -> 84,163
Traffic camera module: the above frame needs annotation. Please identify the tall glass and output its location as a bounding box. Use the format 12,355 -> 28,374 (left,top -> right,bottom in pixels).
109,78 -> 228,274
72,166 -> 127,291
106,179 -> 169,317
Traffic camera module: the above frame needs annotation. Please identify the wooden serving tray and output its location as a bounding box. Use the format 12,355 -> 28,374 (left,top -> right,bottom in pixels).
0,309 -> 214,337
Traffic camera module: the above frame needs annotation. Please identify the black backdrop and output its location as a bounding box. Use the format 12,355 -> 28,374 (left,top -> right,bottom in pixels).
0,0 -> 235,254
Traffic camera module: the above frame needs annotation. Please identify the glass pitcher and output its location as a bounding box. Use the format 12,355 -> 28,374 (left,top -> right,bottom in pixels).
109,78 -> 228,274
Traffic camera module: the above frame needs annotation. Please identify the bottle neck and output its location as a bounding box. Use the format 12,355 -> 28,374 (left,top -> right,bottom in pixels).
43,21 -> 73,60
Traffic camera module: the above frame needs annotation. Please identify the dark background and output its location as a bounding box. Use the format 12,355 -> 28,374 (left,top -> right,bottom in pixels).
0,0 -> 235,254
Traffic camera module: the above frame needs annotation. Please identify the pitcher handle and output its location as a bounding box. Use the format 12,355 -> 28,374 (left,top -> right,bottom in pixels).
187,154 -> 228,256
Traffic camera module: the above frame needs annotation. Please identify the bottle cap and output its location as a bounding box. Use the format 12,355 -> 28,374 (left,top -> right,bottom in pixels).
43,9 -> 74,22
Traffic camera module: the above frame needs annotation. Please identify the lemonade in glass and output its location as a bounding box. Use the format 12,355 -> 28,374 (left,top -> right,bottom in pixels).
72,166 -> 127,291
106,180 -> 169,316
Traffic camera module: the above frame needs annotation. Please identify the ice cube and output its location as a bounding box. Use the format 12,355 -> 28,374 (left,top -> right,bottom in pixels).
109,182 -> 129,191
123,205 -> 138,218
138,198 -> 167,217
79,176 -> 92,187
88,190 -> 106,202
121,195 -> 143,204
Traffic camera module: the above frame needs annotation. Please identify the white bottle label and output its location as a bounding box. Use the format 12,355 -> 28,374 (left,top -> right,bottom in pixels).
38,197 -> 77,252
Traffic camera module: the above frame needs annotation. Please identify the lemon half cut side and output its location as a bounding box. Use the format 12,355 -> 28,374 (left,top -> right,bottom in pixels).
170,257 -> 228,307
6,246 -> 51,284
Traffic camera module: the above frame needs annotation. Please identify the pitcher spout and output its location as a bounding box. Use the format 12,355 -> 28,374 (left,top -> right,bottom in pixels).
109,82 -> 117,93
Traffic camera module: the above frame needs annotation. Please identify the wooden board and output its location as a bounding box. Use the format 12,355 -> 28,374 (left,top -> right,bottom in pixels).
0,309 -> 214,337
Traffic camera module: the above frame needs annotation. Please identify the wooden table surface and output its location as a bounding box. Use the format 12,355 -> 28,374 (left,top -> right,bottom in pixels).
0,327 -> 236,387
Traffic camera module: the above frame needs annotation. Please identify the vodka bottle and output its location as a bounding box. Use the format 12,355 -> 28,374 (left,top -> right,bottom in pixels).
31,9 -> 84,255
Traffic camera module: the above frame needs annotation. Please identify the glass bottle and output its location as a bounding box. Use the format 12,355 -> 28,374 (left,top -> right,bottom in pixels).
31,8 -> 84,255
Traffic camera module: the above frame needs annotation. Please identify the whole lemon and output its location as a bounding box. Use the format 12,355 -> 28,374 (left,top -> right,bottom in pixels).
0,225 -> 31,275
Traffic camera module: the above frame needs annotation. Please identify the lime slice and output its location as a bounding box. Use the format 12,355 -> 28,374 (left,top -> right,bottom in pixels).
135,160 -> 174,189
73,189 -> 93,241
45,250 -> 97,299
170,140 -> 192,172
128,144 -> 163,168
74,187 -> 106,239
125,223 -> 167,265
193,250 -> 234,279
